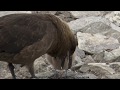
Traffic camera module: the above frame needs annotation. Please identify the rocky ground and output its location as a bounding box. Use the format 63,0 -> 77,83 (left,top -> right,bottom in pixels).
1,11 -> 120,79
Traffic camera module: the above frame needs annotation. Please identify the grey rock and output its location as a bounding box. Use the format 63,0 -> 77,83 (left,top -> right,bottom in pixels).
105,11 -> 120,27
33,11 -> 75,22
56,11 -> 76,22
32,11 -> 57,15
79,65 -> 90,73
113,56 -> 120,62
0,11 -> 32,17
70,11 -> 101,18
92,52 -> 105,63
68,17 -> 110,34
100,11 -> 112,16
109,62 -> 120,66
104,47 -> 120,62
36,71 -> 55,79
105,73 -> 120,79
79,22 -> 120,42
79,73 -> 98,79
34,57 -> 50,73
71,62 -> 84,71
56,11 -> 71,17
77,32 -> 119,54
72,53 -> 84,71
0,61 -> 9,79
88,63 -> 115,75
72,47 -> 85,66
68,16 -> 120,37
73,55 -> 82,64
109,62 -> 120,72
75,47 -> 85,59
82,55 -> 95,64
80,22 -> 111,34
79,63 -> 115,78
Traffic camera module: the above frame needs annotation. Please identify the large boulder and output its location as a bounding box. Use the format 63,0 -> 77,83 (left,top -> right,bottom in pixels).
68,16 -> 120,38
78,22 -> 120,42
70,11 -> 101,18
68,16 -> 110,34
77,32 -> 120,54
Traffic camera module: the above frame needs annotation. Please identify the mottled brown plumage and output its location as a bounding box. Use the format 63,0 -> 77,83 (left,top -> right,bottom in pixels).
0,13 -> 78,79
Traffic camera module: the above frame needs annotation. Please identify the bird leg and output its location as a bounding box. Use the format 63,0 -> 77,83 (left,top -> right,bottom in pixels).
27,63 -> 38,79
8,63 -> 16,79
65,69 -> 68,78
